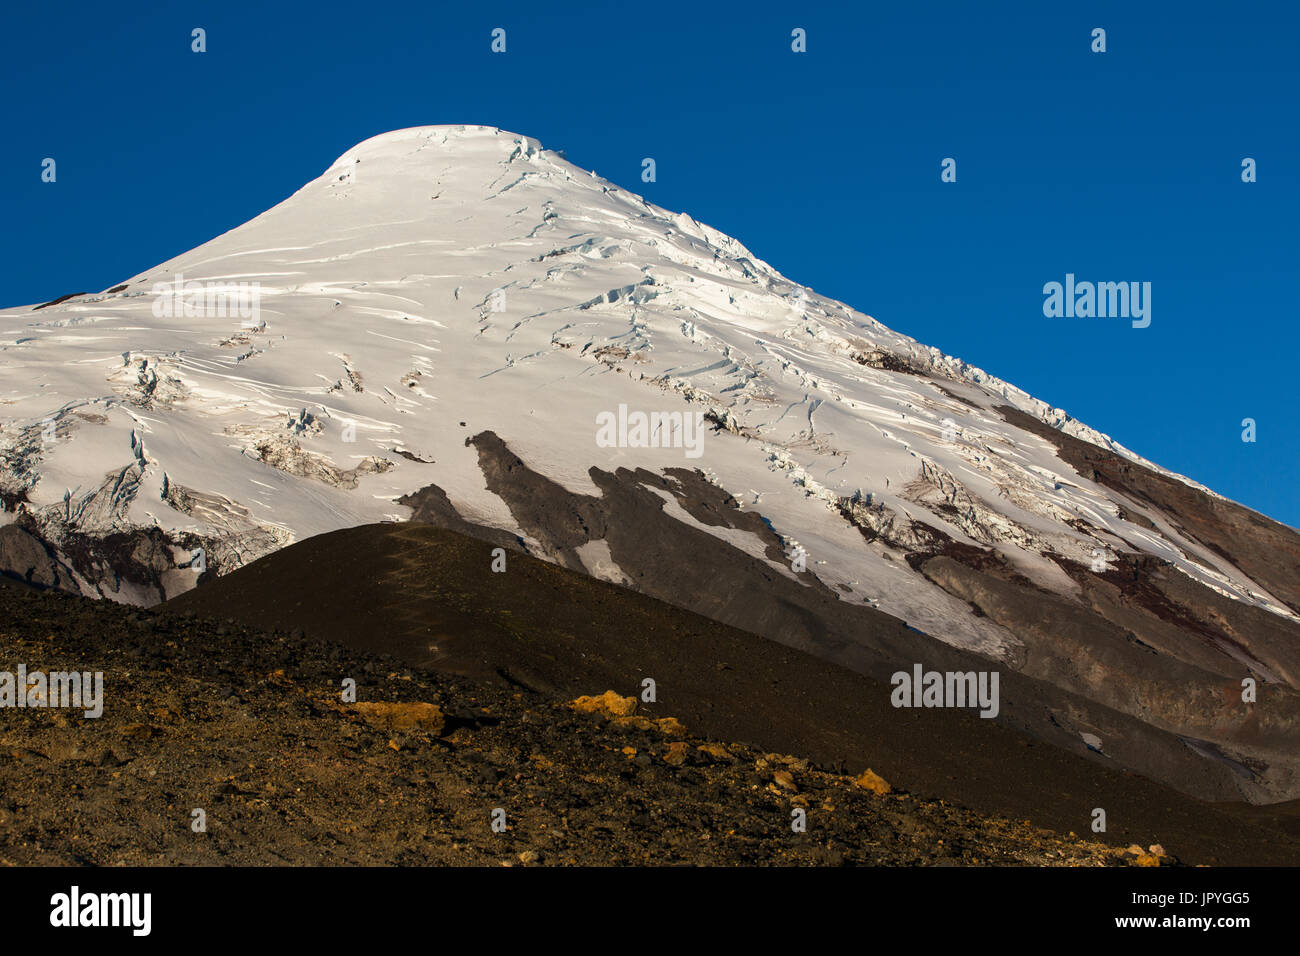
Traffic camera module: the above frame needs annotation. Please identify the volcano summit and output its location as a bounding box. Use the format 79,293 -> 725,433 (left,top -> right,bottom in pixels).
2,125 -> 1298,811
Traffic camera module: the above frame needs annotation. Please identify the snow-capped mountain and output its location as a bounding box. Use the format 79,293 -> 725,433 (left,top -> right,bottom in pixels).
3,125 -> 1298,803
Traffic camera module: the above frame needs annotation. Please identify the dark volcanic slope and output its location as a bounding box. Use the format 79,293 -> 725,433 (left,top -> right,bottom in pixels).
383,432 -> 1300,807
999,405 -> 1300,615
164,523 -> 1300,865
1,578 -> 1156,867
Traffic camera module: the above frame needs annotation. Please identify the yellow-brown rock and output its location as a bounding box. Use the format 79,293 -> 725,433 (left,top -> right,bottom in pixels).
697,743 -> 732,760
570,691 -> 638,718
569,692 -> 686,736
663,741 -> 689,766
854,768 -> 892,795
352,701 -> 446,735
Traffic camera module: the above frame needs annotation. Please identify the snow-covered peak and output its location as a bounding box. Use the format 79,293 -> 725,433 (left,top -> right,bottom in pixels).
0,126 -> 1285,632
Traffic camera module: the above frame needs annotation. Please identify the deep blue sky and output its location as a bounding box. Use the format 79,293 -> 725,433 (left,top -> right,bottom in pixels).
3,1 -> 1296,525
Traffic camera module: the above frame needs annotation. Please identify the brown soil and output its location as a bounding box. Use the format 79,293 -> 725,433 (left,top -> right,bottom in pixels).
162,523 -> 1300,865
0,577 -> 1160,867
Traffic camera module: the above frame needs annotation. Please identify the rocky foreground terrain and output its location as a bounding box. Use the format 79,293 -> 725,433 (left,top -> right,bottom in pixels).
0,578 -> 1172,867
